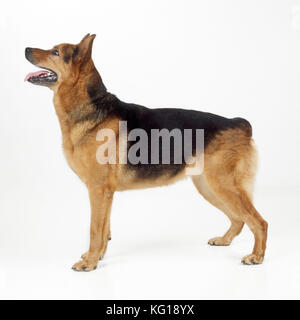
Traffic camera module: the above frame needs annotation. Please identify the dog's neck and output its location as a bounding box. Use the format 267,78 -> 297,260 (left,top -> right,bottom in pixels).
53,63 -> 108,119
53,64 -> 111,146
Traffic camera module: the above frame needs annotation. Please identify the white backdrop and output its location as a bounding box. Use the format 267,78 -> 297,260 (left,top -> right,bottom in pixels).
1,0 -> 300,299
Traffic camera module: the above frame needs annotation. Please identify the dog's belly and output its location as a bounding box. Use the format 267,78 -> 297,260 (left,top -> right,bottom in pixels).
116,163 -> 188,191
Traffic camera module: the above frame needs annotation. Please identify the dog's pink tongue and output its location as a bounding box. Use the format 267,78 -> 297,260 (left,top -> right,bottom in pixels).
24,70 -> 46,82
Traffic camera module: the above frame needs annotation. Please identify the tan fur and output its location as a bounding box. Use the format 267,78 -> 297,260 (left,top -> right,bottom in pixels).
196,129 -> 268,264
72,125 -> 267,269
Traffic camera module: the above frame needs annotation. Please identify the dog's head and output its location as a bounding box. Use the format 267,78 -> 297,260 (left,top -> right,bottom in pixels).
25,34 -> 96,89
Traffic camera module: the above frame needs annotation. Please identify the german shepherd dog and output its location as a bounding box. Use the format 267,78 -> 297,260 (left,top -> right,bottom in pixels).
25,34 -> 268,271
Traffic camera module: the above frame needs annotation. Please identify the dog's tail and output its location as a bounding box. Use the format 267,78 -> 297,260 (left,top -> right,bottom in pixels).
233,117 -> 252,137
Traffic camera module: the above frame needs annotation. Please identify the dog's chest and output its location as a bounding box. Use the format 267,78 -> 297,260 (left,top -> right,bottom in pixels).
62,136 -> 89,183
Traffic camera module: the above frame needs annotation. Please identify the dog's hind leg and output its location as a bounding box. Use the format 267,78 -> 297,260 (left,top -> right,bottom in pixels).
203,134 -> 268,264
192,175 -> 244,246
206,177 -> 268,264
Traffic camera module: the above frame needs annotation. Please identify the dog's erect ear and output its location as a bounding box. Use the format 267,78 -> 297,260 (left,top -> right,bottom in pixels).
81,33 -> 91,41
75,33 -> 96,62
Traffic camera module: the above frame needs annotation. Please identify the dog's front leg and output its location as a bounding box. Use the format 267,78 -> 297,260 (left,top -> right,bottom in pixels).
72,186 -> 114,272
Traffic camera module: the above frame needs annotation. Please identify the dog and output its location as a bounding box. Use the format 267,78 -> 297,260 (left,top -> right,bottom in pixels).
25,34 -> 268,271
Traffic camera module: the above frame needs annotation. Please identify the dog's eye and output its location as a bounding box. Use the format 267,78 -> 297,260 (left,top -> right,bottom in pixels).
51,49 -> 59,56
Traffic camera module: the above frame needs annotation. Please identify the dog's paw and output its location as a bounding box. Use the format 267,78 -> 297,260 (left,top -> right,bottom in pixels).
208,237 -> 231,246
72,259 -> 98,272
241,254 -> 264,265
81,251 -> 104,261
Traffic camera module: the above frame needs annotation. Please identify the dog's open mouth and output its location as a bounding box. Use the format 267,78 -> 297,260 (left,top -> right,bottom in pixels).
24,68 -> 57,85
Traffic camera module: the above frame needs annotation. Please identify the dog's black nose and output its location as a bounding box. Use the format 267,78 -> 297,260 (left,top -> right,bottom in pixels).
25,47 -> 32,58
